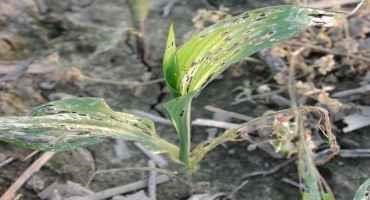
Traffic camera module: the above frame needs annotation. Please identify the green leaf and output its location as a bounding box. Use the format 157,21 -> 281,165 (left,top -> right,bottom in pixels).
354,179 -> 370,200
162,5 -> 343,169
164,92 -> 196,165
303,192 -> 335,200
163,5 -> 343,96
0,97 -> 179,161
163,24 -> 179,96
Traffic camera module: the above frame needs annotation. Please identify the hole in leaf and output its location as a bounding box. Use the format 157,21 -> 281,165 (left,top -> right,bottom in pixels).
56,111 -> 69,114
267,31 -> 275,36
224,36 -> 232,42
242,12 -> 249,19
256,12 -> 267,21
179,110 -> 185,117
221,31 -> 230,37
308,13 -> 334,18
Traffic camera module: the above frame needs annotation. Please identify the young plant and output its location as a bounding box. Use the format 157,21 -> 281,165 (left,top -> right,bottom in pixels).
162,5 -> 342,170
128,0 -> 151,64
0,4 -> 344,199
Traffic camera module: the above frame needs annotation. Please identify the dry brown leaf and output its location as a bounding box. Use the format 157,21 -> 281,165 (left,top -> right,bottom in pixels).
192,8 -> 229,30
314,54 -> 336,75
0,92 -> 28,115
288,47 -> 313,75
0,32 -> 27,60
317,31 -> 333,47
296,81 -> 318,95
270,46 -> 289,58
317,92 -> 343,113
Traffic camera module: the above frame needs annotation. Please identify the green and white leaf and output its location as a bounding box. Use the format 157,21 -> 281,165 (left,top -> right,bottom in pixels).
162,5 -> 343,168
0,97 -> 179,161
354,179 -> 370,200
163,5 -> 343,96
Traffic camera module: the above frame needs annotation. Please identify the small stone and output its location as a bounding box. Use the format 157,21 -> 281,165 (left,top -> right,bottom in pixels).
227,149 -> 236,155
247,144 -> 257,151
257,84 -> 271,94
47,148 -> 95,183
0,153 -> 6,162
39,181 -> 93,200
26,173 -> 46,192
39,81 -> 57,90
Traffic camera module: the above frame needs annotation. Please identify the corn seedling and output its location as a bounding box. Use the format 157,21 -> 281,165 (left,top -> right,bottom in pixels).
162,5 -> 342,170
0,5 -> 347,200
128,0 -> 151,65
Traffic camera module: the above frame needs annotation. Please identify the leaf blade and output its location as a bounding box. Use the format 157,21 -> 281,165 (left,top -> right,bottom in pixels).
354,179 -> 370,200
0,98 -> 179,161
163,24 -> 179,96
166,5 -> 344,96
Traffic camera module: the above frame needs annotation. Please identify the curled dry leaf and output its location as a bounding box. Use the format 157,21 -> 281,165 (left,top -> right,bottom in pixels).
317,92 -> 344,114
190,106 -> 338,171
314,54 -> 336,75
0,92 -> 28,115
0,32 -> 27,60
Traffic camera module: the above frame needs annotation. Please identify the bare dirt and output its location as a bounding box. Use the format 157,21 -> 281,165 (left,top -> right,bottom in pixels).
0,0 -> 370,200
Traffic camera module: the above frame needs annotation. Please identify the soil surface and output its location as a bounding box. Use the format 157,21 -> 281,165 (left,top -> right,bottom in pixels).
0,0 -> 370,200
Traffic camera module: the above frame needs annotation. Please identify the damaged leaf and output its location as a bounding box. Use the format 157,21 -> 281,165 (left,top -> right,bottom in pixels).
163,5 -> 344,97
314,54 -> 336,75
0,97 -> 179,161
353,179 -> 370,200
163,5 -> 343,168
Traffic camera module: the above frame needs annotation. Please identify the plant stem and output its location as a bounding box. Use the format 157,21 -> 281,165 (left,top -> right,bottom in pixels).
179,98 -> 192,168
164,93 -> 196,170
